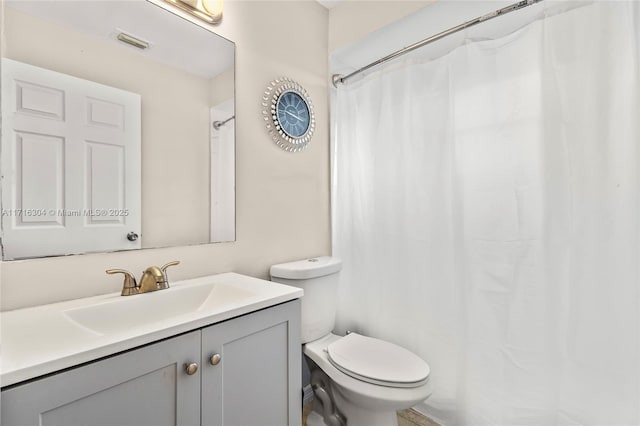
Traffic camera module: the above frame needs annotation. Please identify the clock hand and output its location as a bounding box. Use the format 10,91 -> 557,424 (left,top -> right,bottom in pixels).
283,110 -> 302,121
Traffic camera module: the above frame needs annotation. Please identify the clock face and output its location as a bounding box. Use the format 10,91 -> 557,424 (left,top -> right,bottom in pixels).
276,91 -> 311,138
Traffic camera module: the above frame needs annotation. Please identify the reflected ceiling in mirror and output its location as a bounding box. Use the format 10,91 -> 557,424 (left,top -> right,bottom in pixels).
1,0 -> 235,260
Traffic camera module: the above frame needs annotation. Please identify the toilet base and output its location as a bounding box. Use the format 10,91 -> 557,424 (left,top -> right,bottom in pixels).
308,359 -> 400,426
331,383 -> 398,426
306,411 -> 328,426
307,405 -> 398,426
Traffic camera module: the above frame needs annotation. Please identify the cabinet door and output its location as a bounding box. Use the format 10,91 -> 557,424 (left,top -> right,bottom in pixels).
1,331 -> 200,426
202,300 -> 301,426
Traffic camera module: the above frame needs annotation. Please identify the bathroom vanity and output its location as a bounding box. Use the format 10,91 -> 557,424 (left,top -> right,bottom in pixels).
0,273 -> 302,426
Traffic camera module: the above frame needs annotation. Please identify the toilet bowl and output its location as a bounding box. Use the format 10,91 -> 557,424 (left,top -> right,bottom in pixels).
270,257 -> 432,426
306,333 -> 432,426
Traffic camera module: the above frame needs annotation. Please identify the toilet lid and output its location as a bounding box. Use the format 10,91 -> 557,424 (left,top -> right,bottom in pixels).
326,333 -> 430,388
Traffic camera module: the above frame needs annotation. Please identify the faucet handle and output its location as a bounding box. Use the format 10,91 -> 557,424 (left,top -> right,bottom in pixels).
106,269 -> 139,296
159,261 -> 180,289
160,261 -> 180,273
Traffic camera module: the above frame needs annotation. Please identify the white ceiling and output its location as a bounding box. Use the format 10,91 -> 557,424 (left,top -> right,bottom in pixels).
5,0 -> 234,79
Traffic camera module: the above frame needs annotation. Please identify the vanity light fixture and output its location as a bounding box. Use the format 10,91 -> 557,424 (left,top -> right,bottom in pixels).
163,0 -> 224,24
117,32 -> 150,50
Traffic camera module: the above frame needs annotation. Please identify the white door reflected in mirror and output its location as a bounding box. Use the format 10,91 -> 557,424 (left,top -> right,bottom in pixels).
1,59 -> 142,260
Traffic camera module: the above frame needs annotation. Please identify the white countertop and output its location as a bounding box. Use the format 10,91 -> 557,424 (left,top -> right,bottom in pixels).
0,272 -> 302,387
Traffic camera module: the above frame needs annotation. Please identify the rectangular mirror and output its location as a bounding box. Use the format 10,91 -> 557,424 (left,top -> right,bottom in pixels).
0,0 -> 235,260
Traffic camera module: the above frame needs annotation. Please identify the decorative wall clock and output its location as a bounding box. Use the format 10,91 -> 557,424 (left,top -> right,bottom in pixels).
262,77 -> 315,152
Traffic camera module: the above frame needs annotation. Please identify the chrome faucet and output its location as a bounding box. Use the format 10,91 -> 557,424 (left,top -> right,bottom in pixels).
106,261 -> 180,296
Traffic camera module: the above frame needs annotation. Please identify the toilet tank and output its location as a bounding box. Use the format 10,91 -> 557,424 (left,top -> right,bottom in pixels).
270,256 -> 342,344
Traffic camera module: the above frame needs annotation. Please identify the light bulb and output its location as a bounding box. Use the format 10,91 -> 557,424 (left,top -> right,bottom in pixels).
201,0 -> 223,17
167,0 -> 223,24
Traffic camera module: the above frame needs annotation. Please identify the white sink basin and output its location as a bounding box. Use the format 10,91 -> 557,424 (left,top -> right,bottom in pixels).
1,272 -> 303,387
64,281 -> 254,335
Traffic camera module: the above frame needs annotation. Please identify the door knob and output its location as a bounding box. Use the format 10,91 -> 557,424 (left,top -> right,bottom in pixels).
210,353 -> 221,366
127,232 -> 139,241
184,362 -> 199,375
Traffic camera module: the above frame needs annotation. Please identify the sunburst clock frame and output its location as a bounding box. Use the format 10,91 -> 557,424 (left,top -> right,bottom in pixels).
262,77 -> 315,152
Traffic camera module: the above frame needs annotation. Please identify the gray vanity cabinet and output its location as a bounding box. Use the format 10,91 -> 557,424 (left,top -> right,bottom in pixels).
201,300 -> 301,426
1,300 -> 301,426
1,331 -> 201,426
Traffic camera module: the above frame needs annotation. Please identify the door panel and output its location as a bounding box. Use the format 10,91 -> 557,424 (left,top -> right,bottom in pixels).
86,97 -> 124,128
15,79 -> 65,119
14,131 -> 65,226
85,141 -> 125,225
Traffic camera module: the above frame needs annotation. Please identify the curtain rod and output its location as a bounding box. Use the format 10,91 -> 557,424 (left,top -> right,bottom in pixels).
332,0 -> 543,87
213,115 -> 235,130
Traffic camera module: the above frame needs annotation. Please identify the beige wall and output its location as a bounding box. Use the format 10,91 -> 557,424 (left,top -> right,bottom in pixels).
210,66 -> 234,107
328,0 -> 433,51
0,0 -> 330,311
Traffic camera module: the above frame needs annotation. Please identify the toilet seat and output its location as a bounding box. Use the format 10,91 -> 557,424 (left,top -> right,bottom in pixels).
326,333 -> 430,388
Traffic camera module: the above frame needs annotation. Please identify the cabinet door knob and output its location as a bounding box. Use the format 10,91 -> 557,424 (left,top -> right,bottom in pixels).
184,362 -> 199,375
210,353 -> 221,366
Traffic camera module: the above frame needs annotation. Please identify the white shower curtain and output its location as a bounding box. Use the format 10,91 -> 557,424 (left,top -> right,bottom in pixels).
332,2 -> 640,425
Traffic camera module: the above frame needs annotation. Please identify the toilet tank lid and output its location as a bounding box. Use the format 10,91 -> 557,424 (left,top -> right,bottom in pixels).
270,256 -> 342,279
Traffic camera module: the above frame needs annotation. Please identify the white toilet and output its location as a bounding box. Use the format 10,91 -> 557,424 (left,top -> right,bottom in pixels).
270,256 -> 432,426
